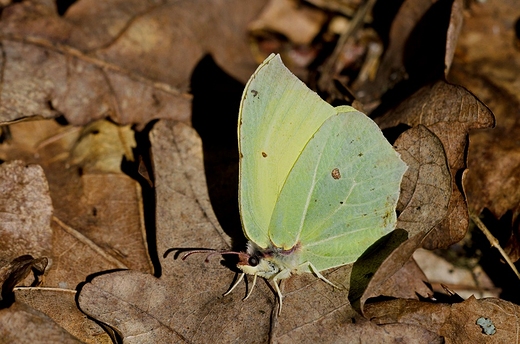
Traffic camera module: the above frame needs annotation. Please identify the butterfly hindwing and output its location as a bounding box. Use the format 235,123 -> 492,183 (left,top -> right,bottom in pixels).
268,110 -> 407,271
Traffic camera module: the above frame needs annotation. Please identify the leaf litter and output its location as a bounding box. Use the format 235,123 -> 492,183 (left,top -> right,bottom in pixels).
1,0 -> 520,343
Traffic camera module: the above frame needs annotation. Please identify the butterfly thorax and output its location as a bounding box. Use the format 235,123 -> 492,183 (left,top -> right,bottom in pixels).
236,241 -> 302,280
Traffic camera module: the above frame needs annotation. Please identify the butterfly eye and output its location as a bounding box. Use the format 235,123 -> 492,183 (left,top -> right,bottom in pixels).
248,256 -> 259,266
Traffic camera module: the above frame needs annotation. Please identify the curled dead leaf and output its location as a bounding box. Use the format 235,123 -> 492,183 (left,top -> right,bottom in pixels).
0,255 -> 47,305
378,80 -> 495,249
395,125 -> 452,237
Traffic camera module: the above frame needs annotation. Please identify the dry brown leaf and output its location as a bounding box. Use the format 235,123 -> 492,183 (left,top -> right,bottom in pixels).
449,0 -> 520,224
305,0 -> 363,17
0,161 -> 53,262
355,0 -> 458,105
444,0 -> 463,76
377,81 -> 495,249
14,287 -> 111,344
249,0 -> 327,45
276,315 -> 443,343
371,257 -> 431,300
0,0 -> 268,125
45,217 -> 127,289
0,119 -> 151,342
378,82 -> 494,172
49,164 -> 152,275
395,125 -> 452,237
0,36 -> 192,125
365,296 -> 520,343
0,302 -> 84,344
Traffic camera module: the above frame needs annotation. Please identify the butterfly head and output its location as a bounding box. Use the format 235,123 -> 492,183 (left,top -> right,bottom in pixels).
180,240 -> 302,314
235,241 -> 281,279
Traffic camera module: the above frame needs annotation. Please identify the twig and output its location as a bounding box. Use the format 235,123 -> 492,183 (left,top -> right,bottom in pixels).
469,212 -> 520,280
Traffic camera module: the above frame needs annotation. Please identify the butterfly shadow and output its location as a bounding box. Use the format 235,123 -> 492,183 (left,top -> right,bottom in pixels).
348,228 -> 408,313
190,54 -> 248,251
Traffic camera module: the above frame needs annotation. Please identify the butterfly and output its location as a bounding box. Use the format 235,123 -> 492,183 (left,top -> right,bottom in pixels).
184,54 -> 407,314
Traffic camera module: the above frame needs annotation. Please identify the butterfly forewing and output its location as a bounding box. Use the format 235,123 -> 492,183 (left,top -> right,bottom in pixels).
238,54 -> 339,248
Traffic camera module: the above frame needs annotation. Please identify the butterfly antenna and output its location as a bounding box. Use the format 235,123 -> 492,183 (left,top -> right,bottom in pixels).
182,249 -> 243,262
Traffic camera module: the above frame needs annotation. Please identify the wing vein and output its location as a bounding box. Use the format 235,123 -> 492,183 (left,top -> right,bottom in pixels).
294,139 -> 327,244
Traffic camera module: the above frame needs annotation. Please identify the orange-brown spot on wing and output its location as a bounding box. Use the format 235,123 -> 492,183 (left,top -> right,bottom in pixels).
262,151 -> 267,158
331,168 -> 341,179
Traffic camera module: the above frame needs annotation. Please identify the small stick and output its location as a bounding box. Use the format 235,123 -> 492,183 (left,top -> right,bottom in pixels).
469,212 -> 520,280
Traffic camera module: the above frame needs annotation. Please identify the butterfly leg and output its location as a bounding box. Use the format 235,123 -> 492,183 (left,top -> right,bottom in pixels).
243,274 -> 257,300
223,272 -> 245,296
302,262 -> 340,289
272,277 -> 283,315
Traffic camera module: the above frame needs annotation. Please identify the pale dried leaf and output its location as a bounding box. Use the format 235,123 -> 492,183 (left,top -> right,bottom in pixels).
0,302 -> 83,344
70,120 -> 135,173
249,0 -> 327,45
413,248 -> 498,299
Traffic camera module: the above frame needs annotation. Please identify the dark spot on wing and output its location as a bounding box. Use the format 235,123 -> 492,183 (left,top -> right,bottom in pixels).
262,151 -> 267,158
331,168 -> 341,179
251,89 -> 258,97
